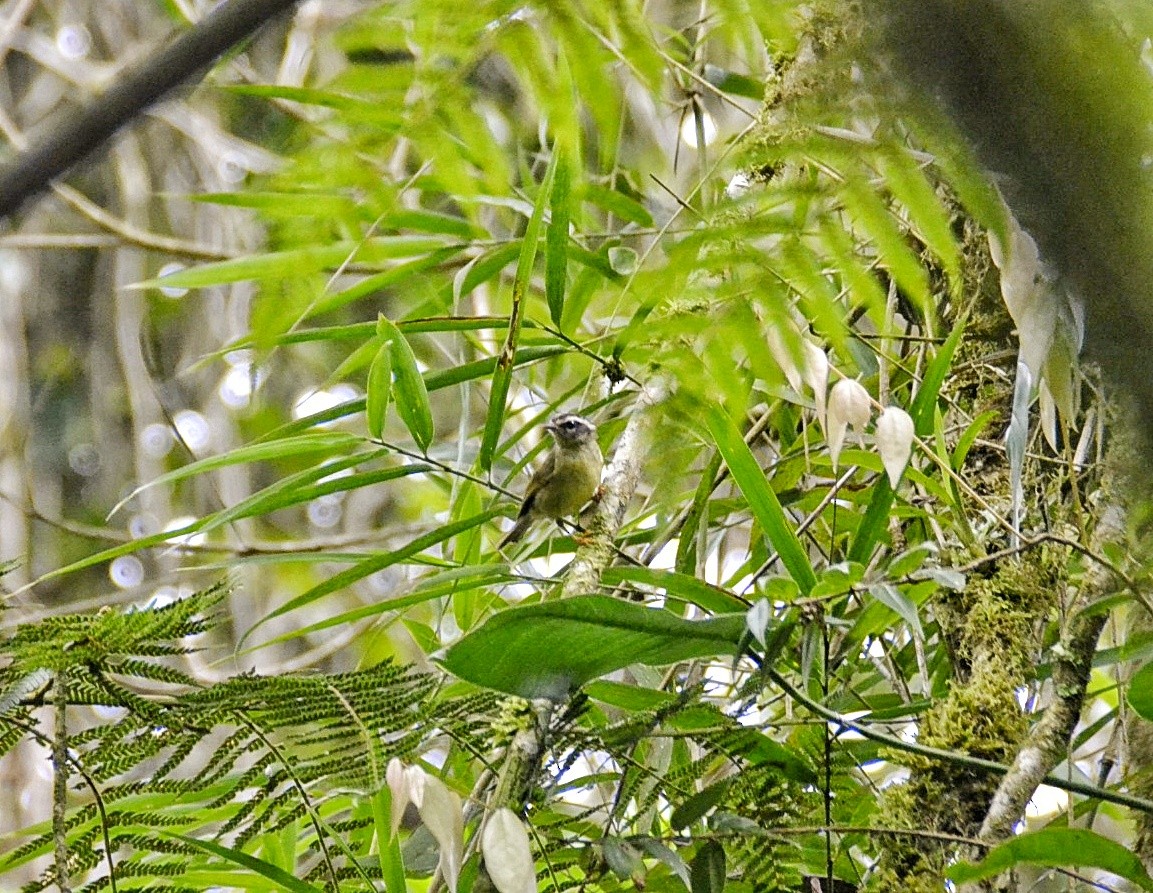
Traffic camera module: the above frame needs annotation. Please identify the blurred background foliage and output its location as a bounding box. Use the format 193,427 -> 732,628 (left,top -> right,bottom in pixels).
1,0 -> 1153,890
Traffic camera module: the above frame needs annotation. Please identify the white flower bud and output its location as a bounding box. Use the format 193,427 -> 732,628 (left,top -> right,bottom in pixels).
876,406 -> 915,486
482,808 -> 536,893
412,771 -> 463,893
827,378 -> 872,469
725,172 -> 751,199
386,758 -> 409,836
802,341 -> 829,427
767,327 -> 804,395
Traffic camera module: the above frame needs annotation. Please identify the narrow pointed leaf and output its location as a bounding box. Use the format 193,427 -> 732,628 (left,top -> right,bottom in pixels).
377,315 -> 433,452
947,828 -> 1153,891
849,320 -> 964,563
704,404 -> 816,595
366,340 -> 393,440
248,508 -> 503,639
168,834 -> 324,893
690,840 -> 726,893
109,433 -> 359,518
868,582 -> 923,639
479,150 -> 559,469
136,237 -> 451,288
546,149 -> 572,325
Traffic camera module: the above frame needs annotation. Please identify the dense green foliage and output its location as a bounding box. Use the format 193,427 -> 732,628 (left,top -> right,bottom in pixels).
3,1 -> 1153,891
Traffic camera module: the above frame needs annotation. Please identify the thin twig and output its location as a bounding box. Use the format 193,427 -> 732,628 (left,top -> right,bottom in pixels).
51,671 -> 73,893
765,664 -> 1153,816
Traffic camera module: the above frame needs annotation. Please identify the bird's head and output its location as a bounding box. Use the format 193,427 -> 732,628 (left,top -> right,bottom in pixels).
545,413 -> 597,448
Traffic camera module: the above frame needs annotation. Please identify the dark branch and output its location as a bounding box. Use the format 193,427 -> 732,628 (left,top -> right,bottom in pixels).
0,0 -> 302,219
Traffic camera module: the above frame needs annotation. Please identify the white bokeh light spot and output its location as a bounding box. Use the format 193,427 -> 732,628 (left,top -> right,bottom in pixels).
293,384 -> 360,424
680,110 -> 717,149
56,25 -> 92,60
308,495 -> 343,528
157,262 -> 188,298
140,422 -> 174,458
173,410 -> 211,452
68,443 -> 101,476
220,364 -> 263,409
109,555 -> 145,588
163,516 -> 206,549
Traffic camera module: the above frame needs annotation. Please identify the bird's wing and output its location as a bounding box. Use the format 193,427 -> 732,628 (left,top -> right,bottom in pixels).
518,449 -> 556,517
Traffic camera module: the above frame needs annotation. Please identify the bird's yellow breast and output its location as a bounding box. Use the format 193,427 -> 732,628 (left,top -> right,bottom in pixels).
532,442 -> 602,518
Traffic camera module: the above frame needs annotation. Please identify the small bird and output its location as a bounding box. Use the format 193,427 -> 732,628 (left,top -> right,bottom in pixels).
500,413 -> 603,547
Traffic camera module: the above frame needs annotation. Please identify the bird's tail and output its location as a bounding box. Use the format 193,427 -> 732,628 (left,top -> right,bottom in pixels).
499,512 -> 533,548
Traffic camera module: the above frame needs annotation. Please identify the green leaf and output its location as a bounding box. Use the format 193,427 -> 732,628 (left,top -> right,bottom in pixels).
546,148 -> 572,326
110,433 -> 360,518
868,582 -> 924,639
670,780 -> 732,830
439,595 -> 745,700
703,64 -> 765,100
137,238 -> 452,288
848,320 -> 964,563
580,183 -> 653,227
601,566 -> 749,614
371,787 -> 407,893
910,321 -> 965,436
690,840 -> 726,893
192,191 -> 359,216
167,833 -> 325,893
312,250 -> 461,319
633,837 -> 691,891
454,242 -> 521,300
377,315 -> 434,452
602,838 -> 644,880
704,404 -> 816,595
584,680 -> 679,711
948,828 -> 1153,891
479,149 -> 559,470
1129,661 -> 1153,721
952,408 -> 995,470
249,509 -> 503,640
226,83 -> 390,116
366,340 -> 393,440
840,176 -> 931,319
880,147 -> 961,286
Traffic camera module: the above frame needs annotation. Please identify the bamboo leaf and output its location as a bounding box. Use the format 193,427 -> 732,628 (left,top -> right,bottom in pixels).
136,238 -> 454,289
479,149 -> 560,470
377,315 -> 434,452
948,828 -> 1153,891
840,176 -> 932,319
546,148 -> 572,326
704,404 -> 817,595
366,340 -> 393,440
250,508 -> 503,638
110,433 -> 359,519
880,147 -> 961,287
168,834 -> 325,893
601,566 -> 749,614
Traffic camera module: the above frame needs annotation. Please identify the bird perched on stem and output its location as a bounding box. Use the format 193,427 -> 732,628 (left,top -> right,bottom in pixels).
500,414 -> 603,547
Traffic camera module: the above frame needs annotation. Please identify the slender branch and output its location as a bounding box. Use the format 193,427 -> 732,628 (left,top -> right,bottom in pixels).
483,380 -> 668,849
978,508 -> 1124,841
51,671 -> 73,893
561,378 -> 668,598
765,664 -> 1153,816
0,0 -> 303,218
237,715 -> 342,890
5,712 -> 118,892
